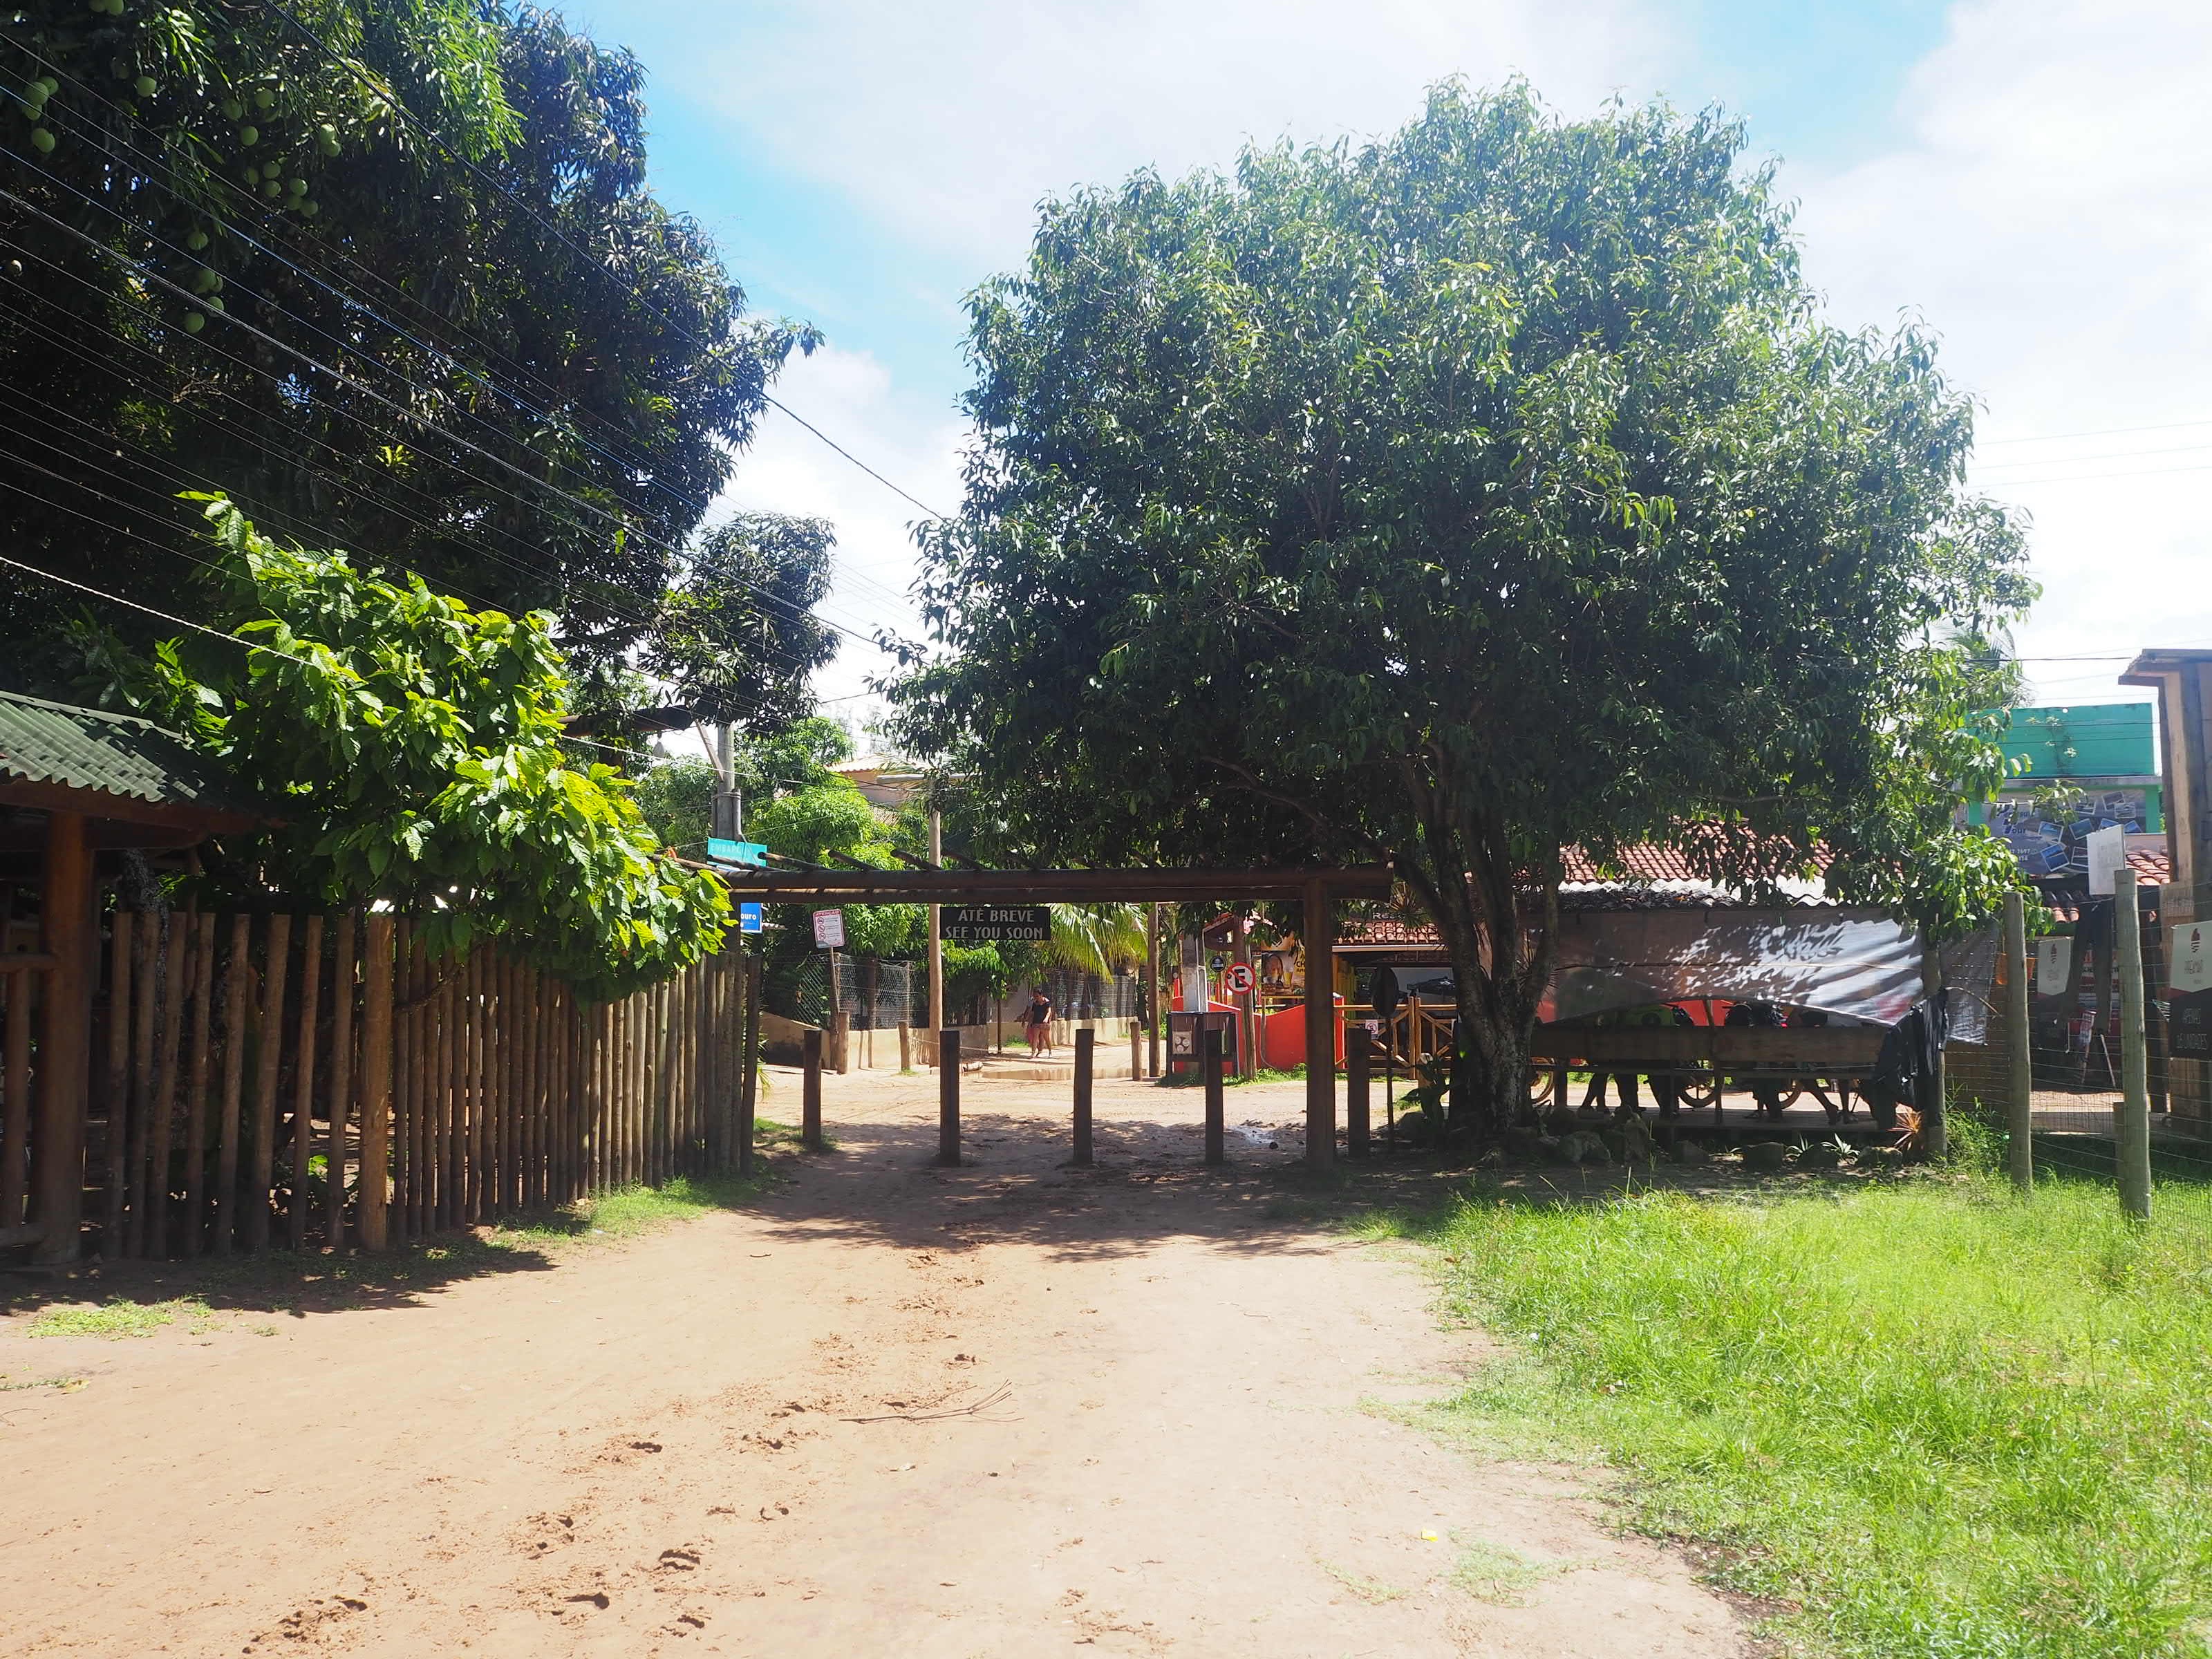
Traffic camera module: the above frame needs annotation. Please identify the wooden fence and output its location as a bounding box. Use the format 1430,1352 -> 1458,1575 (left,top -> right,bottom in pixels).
50,910 -> 758,1261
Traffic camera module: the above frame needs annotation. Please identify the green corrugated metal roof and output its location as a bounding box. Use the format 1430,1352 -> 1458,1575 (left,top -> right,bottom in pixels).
0,689 -> 260,816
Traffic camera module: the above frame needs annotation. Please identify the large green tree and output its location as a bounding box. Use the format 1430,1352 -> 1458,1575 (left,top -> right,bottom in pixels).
0,1 -> 825,729
102,496 -> 728,997
895,84 -> 2036,1129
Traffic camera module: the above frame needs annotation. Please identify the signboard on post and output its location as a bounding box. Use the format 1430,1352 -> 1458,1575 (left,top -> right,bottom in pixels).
1222,962 -> 1255,995
706,837 -> 769,868
2172,922 -> 2212,997
941,905 -> 1053,944
812,909 -> 846,949
2172,987 -> 2212,1058
2086,823 -> 2128,896
738,901 -> 763,935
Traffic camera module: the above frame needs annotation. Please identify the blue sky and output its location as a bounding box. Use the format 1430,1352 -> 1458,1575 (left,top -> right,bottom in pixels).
572,0 -> 2212,727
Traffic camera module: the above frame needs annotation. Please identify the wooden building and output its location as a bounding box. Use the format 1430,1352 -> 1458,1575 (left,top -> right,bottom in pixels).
0,691 -> 265,1262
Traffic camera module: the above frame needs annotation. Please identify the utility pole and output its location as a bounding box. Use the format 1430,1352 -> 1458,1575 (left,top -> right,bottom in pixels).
710,722 -> 742,841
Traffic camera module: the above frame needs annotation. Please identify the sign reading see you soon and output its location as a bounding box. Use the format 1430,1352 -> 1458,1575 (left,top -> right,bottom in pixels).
943,906 -> 1053,944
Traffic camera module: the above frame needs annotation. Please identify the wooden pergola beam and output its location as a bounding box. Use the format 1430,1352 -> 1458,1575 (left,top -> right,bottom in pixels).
699,863 -> 1395,906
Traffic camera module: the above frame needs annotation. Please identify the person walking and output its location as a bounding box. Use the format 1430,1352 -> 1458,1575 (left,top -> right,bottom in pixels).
1023,987 -> 1056,1057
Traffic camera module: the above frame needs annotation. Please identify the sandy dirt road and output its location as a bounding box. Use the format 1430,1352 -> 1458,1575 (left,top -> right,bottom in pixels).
3,1067 -> 1755,1657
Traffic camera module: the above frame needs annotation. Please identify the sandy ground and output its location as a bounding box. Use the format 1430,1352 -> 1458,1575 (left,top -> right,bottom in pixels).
2,1067 -> 1759,1658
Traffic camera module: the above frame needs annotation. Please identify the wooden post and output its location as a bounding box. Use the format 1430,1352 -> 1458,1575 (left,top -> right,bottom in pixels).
740,952 -> 761,1175
1130,1019 -> 1142,1083
101,910 -> 132,1256
358,915 -> 393,1249
1202,1026 -> 1226,1165
1918,943 -> 1947,1161
1302,876 -> 1335,1168
211,914 -> 249,1254
832,1008 -> 850,1077
899,1020 -> 912,1073
32,811 -> 93,1262
2003,890 -> 2034,1192
326,912 -> 356,1250
1147,903 -> 1163,1080
181,915 -> 217,1255
2115,871 -> 2152,1221
290,917 -> 323,1248
247,915 -> 291,1253
937,1027 -> 961,1166
801,1026 -> 824,1152
125,912 -> 158,1257
1347,1022 -> 1371,1157
147,916 -> 189,1258
5,957 -> 38,1239
1072,1027 -> 1094,1166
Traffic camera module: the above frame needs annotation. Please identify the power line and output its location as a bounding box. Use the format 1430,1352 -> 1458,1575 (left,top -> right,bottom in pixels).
0,180 -> 879,660
11,63 -> 924,629
256,0 -> 953,525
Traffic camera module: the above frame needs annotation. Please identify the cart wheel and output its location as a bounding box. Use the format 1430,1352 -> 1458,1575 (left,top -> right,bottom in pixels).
1529,1070 -> 1556,1110
1678,1073 -> 1719,1109
1777,1085 -> 1806,1110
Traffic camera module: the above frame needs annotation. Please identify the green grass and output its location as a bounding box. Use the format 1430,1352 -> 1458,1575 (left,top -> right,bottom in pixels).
27,1295 -> 209,1340
1366,1154 -> 2212,1657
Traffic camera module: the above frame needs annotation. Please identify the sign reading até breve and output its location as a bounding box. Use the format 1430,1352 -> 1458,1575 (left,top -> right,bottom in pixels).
942,905 -> 1053,944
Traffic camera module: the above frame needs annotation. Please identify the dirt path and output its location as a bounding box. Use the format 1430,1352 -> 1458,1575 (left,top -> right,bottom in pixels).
3,1069 -> 1754,1656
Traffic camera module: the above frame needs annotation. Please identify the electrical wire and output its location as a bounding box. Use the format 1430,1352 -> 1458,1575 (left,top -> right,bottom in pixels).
7,65 -> 923,627
258,0 -> 954,524
0,180 -> 882,658
0,223 -> 846,686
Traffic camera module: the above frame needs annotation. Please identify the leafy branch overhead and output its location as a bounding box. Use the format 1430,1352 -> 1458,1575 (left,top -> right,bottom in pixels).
124,496 -> 728,998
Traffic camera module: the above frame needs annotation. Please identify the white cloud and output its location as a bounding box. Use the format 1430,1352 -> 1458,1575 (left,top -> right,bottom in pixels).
678,0 -> 1673,265
1794,0 -> 2212,704
716,344 -> 966,728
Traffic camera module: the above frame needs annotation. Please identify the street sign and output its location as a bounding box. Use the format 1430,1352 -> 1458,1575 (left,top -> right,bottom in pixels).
2173,987 -> 2212,1059
1222,962 -> 1255,995
812,909 -> 845,948
738,902 -> 763,935
941,905 -> 1053,944
706,837 -> 768,868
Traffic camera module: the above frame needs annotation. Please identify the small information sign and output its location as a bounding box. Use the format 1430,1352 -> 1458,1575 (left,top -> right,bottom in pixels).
942,905 -> 1053,944
1222,962 -> 1255,995
738,901 -> 764,935
2171,987 -> 2212,1059
706,837 -> 768,868
2172,921 -> 2212,997
812,909 -> 846,949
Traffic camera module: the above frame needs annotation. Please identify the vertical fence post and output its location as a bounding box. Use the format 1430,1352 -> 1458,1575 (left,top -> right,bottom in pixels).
147,918 -> 189,1258
2003,890 -> 2034,1193
740,953 -> 761,1176
899,1020 -> 911,1074
802,1027 -> 824,1152
1072,1027 -> 1094,1166
1202,1027 -> 1226,1166
212,914 -> 248,1255
1347,1023 -> 1371,1157
289,916 -> 322,1249
247,915 -> 291,1253
937,1029 -> 961,1167
102,910 -> 133,1257
125,915 -> 159,1257
181,916 -> 216,1255
2116,871 -> 2153,1221
327,912 -> 357,1250
1130,1020 -> 1143,1082
1302,876 -> 1336,1168
832,1008 -> 850,1077
358,915 -> 393,1250
32,810 -> 93,1264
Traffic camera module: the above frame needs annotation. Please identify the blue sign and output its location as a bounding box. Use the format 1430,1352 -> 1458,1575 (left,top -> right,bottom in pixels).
738,902 -> 764,935
707,837 -> 768,868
